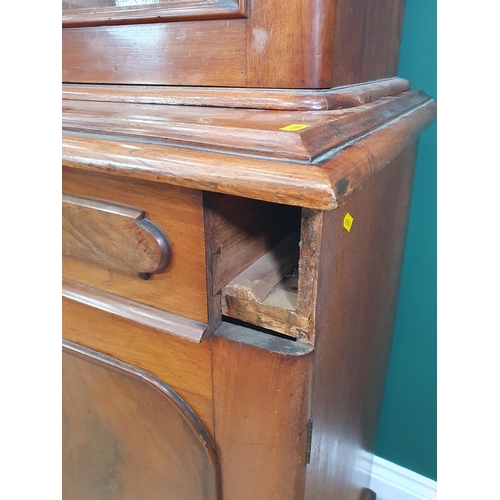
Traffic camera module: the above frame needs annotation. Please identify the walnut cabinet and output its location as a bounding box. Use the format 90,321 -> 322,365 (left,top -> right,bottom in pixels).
62,1 -> 436,499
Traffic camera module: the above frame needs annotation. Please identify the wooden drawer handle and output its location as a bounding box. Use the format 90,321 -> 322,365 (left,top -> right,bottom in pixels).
62,193 -> 171,278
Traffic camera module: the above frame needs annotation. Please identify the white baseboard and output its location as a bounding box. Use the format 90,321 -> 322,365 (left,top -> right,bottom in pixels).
369,456 -> 437,500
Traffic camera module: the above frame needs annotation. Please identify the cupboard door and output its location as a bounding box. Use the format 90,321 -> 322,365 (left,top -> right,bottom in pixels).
62,340 -> 220,500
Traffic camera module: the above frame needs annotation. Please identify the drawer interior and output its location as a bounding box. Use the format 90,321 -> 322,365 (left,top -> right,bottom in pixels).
207,194 -> 322,344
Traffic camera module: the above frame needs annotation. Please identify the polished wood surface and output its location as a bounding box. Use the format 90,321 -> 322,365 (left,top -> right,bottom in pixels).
330,0 -> 405,87
62,0 -> 406,88
63,0 -> 246,27
62,20 -> 246,86
63,340 -> 220,500
246,0 -> 405,88
304,145 -> 419,499
63,168 -> 210,323
62,135 -> 334,208
63,279 -> 208,342
62,93 -> 436,210
63,193 -> 171,278
212,322 -> 313,500
62,137 -> 431,499
62,0 -> 437,493
63,297 -> 215,433
244,0 -> 334,88
62,78 -> 410,111
62,90 -> 431,162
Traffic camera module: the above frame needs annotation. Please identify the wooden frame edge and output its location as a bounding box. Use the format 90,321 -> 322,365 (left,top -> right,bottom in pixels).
62,278 -> 208,342
63,0 -> 247,27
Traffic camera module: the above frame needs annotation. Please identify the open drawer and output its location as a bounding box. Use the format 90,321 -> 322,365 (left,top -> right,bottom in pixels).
62,86 -> 436,345
207,194 -> 322,344
62,173 -> 321,345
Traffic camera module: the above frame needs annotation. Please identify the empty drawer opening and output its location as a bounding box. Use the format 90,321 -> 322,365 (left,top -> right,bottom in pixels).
207,194 -> 321,343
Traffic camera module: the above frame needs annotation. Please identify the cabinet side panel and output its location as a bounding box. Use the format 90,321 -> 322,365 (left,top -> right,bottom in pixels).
305,144 -> 418,499
331,0 -> 405,86
212,327 -> 313,500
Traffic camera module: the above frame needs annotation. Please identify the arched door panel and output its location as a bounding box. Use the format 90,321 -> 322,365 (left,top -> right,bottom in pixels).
62,340 -> 220,500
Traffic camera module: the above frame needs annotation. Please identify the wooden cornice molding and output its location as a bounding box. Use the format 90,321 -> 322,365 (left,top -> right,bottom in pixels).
62,99 -> 436,209
62,89 -> 433,163
62,78 -> 410,111
62,87 -> 436,209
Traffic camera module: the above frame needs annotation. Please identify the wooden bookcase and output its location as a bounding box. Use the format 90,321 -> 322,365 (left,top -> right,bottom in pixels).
62,2 -> 436,498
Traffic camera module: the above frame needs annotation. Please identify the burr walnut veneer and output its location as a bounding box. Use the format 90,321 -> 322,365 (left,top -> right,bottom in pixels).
62,2 -> 436,499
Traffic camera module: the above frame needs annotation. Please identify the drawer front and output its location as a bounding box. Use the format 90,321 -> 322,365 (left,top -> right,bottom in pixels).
63,192 -> 172,278
62,167 -> 209,325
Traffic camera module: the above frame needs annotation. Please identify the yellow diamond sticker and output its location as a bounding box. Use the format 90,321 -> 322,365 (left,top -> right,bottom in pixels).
279,124 -> 310,131
343,213 -> 353,232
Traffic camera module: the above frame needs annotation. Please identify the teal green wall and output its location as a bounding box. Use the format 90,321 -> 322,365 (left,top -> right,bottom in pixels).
374,0 -> 437,481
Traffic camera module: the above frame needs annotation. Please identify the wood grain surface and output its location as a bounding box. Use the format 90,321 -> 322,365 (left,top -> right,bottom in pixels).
62,78 -> 410,111
63,168 -> 210,323
62,90 -> 430,162
212,321 -> 313,500
330,0 -> 405,86
63,340 -> 220,500
245,0 -> 405,88
62,0 -> 406,88
63,193 -> 171,278
62,20 -> 246,86
245,0 -> 334,88
221,209 -> 324,342
63,0 -> 246,27
304,144 -> 419,499
63,279 -> 209,342
207,194 -> 301,295
295,208 -> 323,344
62,94 -> 436,210
60,0 -> 436,497
63,296 -> 215,433
223,231 -> 300,303
222,289 -> 310,339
